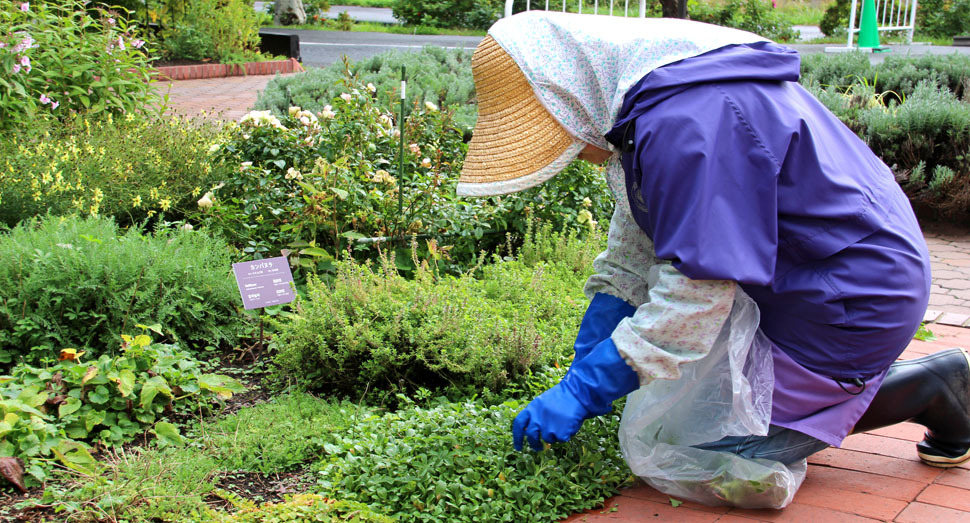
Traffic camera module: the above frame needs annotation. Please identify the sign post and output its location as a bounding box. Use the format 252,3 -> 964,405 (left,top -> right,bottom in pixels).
232,256 -> 296,355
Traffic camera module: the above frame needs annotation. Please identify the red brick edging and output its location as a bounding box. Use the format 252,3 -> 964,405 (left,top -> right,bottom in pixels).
151,57 -> 305,81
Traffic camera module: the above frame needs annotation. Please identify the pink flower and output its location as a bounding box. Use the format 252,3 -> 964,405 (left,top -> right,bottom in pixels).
20,3 -> 29,12
51,100 -> 59,109
132,39 -> 145,49
107,17 -> 115,25
21,36 -> 33,49
0,43 -> 5,49
12,64 -> 21,74
117,36 -> 125,51
20,56 -> 29,66
39,94 -> 51,104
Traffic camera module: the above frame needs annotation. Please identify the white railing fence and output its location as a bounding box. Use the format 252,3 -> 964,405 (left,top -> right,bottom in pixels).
843,0 -> 918,47
504,0 -> 648,18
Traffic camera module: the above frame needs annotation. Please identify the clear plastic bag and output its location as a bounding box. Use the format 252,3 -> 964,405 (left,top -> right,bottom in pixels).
618,288 -> 807,509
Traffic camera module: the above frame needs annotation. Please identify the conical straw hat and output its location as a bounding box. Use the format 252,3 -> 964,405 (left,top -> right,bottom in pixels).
457,36 -> 578,197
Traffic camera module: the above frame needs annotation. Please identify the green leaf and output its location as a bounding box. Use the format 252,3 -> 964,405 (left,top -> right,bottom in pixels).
669,498 -> 683,508
197,374 -> 247,400
59,397 -> 82,418
116,369 -> 136,397
88,385 -> 109,404
341,231 -> 367,240
331,187 -> 349,200
299,246 -> 333,259
51,440 -> 96,476
152,422 -> 183,447
140,376 -> 172,407
913,323 -> 936,342
85,409 -> 106,432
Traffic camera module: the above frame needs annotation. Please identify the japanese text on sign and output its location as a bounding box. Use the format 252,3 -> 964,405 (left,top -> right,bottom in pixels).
231,256 -> 295,309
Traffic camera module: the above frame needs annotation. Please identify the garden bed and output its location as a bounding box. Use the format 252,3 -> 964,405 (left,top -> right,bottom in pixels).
152,58 -> 305,81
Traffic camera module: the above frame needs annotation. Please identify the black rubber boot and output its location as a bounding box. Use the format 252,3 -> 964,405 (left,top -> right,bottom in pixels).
852,348 -> 970,468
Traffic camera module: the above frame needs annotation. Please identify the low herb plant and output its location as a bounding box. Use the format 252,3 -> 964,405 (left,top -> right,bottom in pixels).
0,113 -> 233,227
0,215 -> 245,367
0,0 -> 156,131
271,225 -> 603,404
318,388 -> 633,521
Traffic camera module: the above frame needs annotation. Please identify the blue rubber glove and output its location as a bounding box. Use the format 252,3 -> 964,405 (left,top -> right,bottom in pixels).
513,337 -> 640,451
573,293 -> 636,363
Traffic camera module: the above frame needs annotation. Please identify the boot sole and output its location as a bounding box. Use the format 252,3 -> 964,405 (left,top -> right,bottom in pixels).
917,348 -> 970,468
918,447 -> 970,468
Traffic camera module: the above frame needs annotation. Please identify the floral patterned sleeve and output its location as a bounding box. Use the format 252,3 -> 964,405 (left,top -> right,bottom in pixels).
585,158 -> 737,386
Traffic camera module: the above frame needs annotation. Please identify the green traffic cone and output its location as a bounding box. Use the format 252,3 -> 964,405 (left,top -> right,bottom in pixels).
857,0 -> 887,51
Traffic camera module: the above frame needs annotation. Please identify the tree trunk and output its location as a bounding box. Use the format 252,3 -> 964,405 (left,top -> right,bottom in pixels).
274,0 -> 307,25
659,0 -> 687,18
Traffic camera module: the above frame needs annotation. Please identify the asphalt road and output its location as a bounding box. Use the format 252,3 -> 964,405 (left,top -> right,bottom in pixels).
278,29 -> 483,68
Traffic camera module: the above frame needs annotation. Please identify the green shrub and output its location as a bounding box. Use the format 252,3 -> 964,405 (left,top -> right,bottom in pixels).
819,0 -> 851,36
917,0 -> 970,38
270,228 -> 601,403
392,0 -> 503,30
0,113 -> 233,228
257,47 -> 478,130
0,0 -> 156,131
159,0 -> 261,63
688,0 -> 798,41
801,52 -> 970,101
207,83 -> 499,272
318,393 -> 632,522
0,215 -> 245,367
215,69 -> 613,273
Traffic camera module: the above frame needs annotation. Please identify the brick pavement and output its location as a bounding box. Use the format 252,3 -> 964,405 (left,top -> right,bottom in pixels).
162,73 -> 970,521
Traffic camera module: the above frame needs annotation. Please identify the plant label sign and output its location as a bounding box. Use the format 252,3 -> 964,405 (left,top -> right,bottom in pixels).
232,256 -> 295,309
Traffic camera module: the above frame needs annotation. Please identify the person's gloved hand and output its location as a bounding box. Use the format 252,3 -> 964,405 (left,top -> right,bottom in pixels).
513,383 -> 589,451
513,337 -> 640,451
573,293 -> 636,362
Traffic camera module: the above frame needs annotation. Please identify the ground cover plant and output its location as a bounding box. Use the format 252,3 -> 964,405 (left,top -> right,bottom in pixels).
318,391 -> 632,522
0,215 -> 245,367
0,330 -> 245,490
0,113 -> 234,228
0,0 -> 155,132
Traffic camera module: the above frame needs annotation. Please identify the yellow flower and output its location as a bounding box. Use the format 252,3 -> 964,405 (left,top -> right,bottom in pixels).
159,198 -> 172,211
132,195 -> 142,208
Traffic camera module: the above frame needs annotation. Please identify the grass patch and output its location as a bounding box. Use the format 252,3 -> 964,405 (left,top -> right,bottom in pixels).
18,392 -> 361,522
